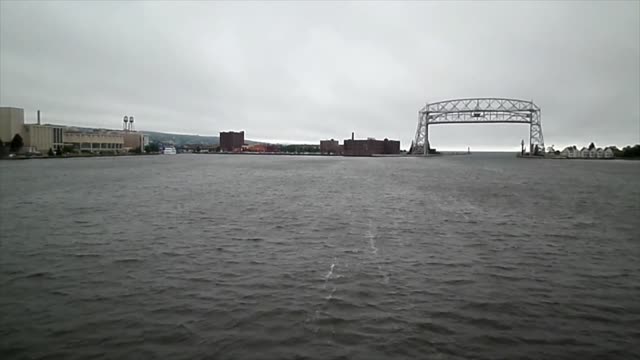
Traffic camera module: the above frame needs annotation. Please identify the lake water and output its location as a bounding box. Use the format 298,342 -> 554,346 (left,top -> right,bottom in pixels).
1,154 -> 639,359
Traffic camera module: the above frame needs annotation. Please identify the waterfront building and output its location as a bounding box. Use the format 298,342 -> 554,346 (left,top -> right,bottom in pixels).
1,107 -> 65,153
1,106 -> 159,155
343,136 -> 400,156
220,131 -> 245,152
560,148 -> 567,157
567,145 -> 616,159
561,146 -> 579,158
64,131 -> 124,152
246,144 -> 267,152
580,147 -> 589,158
604,148 -> 614,158
245,143 -> 280,153
23,124 -> 65,153
320,139 -> 340,154
123,131 -> 150,152
0,107 -> 24,143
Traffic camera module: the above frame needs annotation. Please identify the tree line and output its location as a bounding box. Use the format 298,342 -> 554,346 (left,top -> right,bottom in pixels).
0,134 -> 25,156
611,145 -> 640,158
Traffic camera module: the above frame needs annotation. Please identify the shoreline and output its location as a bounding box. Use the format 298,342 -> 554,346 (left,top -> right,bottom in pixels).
3,151 -> 638,161
0,153 -> 157,160
544,157 -> 640,161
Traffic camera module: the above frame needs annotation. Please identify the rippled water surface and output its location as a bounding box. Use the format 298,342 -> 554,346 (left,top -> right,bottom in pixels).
1,154 -> 639,359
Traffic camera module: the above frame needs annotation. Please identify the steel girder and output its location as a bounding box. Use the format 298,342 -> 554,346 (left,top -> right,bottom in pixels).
411,98 -> 544,155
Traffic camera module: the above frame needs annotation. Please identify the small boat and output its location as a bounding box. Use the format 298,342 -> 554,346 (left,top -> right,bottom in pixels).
162,146 -> 177,155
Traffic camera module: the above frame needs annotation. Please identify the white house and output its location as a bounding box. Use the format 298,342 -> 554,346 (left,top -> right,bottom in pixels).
580,147 -> 590,158
589,148 -> 597,158
562,146 -> 579,158
596,148 -> 604,158
604,147 -> 614,158
570,146 -> 579,158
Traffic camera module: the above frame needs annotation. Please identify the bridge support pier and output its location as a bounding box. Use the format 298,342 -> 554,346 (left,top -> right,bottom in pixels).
530,123 -> 534,154
423,125 -> 429,156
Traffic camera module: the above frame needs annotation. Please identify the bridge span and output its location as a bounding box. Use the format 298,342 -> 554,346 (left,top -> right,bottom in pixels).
411,98 -> 544,155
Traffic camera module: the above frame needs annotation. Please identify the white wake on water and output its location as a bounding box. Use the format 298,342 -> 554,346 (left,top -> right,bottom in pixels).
366,219 -> 379,256
366,219 -> 390,284
325,286 -> 336,300
323,262 -> 335,289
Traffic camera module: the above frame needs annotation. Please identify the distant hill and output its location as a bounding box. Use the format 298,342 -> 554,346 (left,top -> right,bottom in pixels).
144,131 -> 260,146
143,131 -> 219,146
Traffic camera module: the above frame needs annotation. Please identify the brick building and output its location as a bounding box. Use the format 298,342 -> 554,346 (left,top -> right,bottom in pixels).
245,143 -> 280,153
320,139 -> 341,154
219,131 -> 245,152
343,138 -> 400,156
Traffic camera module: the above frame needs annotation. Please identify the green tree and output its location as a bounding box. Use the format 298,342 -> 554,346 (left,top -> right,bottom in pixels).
48,148 -> 55,156
622,144 -> 640,158
588,142 -> 596,150
55,147 -> 63,156
144,143 -> 160,153
10,134 -> 24,153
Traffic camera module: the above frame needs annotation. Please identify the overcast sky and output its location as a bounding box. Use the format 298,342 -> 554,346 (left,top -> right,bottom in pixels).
1,1 -> 638,150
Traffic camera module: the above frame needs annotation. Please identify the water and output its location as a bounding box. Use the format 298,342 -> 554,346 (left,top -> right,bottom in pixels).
1,154 -> 639,359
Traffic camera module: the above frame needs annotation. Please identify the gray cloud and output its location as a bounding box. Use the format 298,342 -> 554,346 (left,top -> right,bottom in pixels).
1,1 -> 638,150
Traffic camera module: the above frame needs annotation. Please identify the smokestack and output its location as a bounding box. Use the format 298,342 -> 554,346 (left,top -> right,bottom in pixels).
37,110 -> 41,125
351,132 -> 354,141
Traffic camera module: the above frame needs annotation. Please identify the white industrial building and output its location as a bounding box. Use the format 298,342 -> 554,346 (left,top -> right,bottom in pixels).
1,107 -> 149,155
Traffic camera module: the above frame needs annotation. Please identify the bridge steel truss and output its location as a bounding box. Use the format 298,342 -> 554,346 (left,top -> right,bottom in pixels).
412,98 -> 544,155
